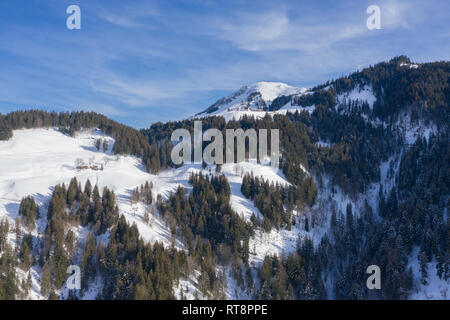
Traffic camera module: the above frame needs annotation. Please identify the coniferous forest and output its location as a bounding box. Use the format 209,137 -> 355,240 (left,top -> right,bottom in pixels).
0,57 -> 449,300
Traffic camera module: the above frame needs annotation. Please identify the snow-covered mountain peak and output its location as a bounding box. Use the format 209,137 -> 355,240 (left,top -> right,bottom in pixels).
246,81 -> 305,102
196,81 -> 307,118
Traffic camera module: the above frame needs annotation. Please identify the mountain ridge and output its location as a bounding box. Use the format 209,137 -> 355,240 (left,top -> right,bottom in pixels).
196,81 -> 307,116
0,56 -> 448,300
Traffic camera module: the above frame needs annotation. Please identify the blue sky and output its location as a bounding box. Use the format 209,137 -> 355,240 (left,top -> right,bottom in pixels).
0,0 -> 449,128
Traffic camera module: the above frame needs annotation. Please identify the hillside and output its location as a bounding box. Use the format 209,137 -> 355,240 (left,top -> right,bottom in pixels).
0,57 -> 448,300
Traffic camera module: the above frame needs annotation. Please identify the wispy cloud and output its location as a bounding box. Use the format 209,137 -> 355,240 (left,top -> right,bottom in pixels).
99,3 -> 161,28
212,9 -> 367,53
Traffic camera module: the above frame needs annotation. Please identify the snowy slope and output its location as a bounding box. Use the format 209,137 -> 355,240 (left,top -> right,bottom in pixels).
0,128 -> 146,203
408,247 -> 449,300
220,161 -> 290,222
0,129 -> 296,299
278,101 -> 316,115
0,128 -> 193,299
336,85 -> 377,110
0,128 -> 192,248
0,129 -> 287,291
195,81 -> 307,121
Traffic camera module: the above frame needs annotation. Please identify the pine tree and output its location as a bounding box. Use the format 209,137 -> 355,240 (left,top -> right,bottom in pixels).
41,261 -> 52,297
18,196 -> 38,230
103,140 -> 109,153
418,244 -> 429,285
95,139 -> 101,151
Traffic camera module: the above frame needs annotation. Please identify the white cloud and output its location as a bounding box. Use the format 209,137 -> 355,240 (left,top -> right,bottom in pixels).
102,14 -> 140,28
213,9 -> 367,53
99,3 -> 161,28
381,0 -> 413,29
220,11 -> 290,44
